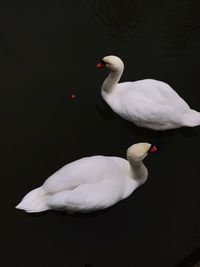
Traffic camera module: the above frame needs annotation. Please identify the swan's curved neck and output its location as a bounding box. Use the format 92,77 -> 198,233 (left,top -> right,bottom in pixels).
128,158 -> 148,183
101,68 -> 123,94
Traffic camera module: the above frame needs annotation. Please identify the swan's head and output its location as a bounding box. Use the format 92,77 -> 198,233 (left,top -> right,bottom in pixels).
127,143 -> 157,163
97,55 -> 124,72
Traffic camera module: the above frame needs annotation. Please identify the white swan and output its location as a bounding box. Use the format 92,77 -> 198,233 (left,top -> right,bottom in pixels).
15,143 -> 156,213
97,55 -> 200,130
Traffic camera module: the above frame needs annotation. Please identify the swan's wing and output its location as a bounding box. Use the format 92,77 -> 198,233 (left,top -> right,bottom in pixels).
113,80 -> 191,129
117,79 -> 190,110
43,156 -> 126,194
121,99 -> 184,129
47,178 -> 125,212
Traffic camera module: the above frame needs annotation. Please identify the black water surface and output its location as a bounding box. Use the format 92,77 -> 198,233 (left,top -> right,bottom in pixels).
1,1 -> 200,266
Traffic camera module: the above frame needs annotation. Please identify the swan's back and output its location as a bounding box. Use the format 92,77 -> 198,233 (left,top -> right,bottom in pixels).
116,79 -> 190,111
43,156 -> 129,194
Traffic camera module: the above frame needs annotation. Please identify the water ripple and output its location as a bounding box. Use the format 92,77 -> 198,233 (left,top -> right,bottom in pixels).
86,0 -> 143,41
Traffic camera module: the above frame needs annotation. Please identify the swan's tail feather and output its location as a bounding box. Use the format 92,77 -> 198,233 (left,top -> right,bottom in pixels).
15,186 -> 50,213
183,110 -> 200,127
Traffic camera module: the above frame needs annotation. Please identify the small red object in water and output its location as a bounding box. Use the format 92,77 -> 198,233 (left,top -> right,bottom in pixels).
69,94 -> 76,100
149,145 -> 157,153
96,62 -> 105,68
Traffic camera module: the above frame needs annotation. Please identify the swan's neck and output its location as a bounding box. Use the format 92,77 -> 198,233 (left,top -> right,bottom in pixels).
101,68 -> 123,94
128,158 -> 148,184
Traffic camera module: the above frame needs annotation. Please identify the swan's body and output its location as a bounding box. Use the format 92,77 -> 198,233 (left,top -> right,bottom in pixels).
98,56 -> 200,130
16,143 -> 154,213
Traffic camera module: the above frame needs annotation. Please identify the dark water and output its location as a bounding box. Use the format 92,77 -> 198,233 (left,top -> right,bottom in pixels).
1,1 -> 200,266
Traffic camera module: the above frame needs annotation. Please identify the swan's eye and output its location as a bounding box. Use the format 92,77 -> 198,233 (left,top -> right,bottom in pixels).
148,145 -> 157,154
96,60 -> 106,69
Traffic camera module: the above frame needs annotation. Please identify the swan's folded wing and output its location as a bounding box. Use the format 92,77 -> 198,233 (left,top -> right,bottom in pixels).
47,179 -> 124,212
118,79 -> 190,110
42,156 -> 125,194
119,96 -> 186,129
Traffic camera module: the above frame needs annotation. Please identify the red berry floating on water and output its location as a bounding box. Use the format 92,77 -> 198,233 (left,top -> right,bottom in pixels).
69,94 -> 76,100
